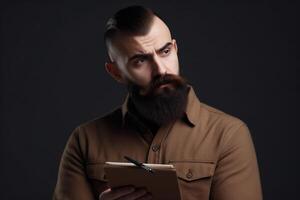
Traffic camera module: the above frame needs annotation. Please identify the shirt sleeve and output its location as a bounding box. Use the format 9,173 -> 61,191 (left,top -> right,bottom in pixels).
53,127 -> 96,200
210,123 -> 263,200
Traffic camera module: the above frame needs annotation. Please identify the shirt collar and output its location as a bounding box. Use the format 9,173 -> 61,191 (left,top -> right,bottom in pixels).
121,85 -> 201,127
184,86 -> 201,126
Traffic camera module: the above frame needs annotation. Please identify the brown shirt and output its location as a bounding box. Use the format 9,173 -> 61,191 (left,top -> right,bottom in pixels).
53,86 -> 263,200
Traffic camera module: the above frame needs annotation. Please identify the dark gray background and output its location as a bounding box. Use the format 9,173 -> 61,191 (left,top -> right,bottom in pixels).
1,1 -> 299,199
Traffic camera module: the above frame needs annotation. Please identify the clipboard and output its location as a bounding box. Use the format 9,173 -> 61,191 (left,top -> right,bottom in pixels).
104,162 -> 181,200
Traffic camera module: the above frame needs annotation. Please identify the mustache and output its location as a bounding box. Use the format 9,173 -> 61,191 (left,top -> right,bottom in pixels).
144,74 -> 187,95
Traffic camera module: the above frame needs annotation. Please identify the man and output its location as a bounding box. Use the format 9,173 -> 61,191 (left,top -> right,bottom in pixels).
53,5 -> 263,200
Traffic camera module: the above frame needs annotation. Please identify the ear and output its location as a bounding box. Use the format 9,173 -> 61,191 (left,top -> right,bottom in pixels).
105,62 -> 126,84
172,39 -> 178,53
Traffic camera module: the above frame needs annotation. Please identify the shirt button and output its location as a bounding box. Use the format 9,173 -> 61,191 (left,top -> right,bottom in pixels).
151,144 -> 160,152
186,170 -> 193,179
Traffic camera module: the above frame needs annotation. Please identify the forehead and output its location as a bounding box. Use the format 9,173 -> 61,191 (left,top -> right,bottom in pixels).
113,16 -> 172,55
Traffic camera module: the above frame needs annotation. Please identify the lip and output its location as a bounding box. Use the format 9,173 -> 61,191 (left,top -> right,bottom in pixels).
158,83 -> 172,89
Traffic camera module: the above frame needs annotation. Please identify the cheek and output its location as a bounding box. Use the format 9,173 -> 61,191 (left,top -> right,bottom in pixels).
164,54 -> 179,75
127,67 -> 152,87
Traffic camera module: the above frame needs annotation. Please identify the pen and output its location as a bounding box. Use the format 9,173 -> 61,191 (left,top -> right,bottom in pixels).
124,156 -> 155,173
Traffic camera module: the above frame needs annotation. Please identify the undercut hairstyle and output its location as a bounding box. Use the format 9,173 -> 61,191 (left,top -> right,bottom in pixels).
104,5 -> 156,57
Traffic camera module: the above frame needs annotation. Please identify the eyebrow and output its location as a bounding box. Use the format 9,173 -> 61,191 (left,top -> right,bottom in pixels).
128,42 -> 173,62
157,42 -> 173,52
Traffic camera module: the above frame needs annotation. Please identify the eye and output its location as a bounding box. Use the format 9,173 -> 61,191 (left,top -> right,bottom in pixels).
162,48 -> 171,55
132,57 -> 147,67
134,58 -> 145,66
137,58 -> 145,64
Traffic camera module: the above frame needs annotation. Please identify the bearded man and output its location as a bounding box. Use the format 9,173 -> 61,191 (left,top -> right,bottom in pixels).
53,5 -> 262,200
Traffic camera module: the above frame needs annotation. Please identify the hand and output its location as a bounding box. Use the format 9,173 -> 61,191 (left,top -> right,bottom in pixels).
99,186 -> 152,200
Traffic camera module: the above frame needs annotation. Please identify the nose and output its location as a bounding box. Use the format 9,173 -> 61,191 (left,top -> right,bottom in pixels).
152,55 -> 167,76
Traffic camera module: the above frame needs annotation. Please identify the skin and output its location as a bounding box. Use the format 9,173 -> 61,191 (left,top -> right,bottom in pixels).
105,16 -> 180,95
100,16 -> 180,200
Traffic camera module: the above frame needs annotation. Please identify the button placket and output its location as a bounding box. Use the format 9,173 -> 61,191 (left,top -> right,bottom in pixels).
186,169 -> 193,179
147,123 -> 173,163
151,144 -> 160,152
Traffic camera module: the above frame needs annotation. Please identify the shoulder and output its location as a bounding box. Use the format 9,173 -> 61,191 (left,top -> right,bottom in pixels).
199,102 -> 253,152
70,107 -> 123,141
63,107 -> 123,161
199,102 -> 247,131
82,107 -> 122,129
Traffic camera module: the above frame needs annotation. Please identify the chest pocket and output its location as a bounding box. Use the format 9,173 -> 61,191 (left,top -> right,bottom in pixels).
86,163 -> 108,196
169,161 -> 215,200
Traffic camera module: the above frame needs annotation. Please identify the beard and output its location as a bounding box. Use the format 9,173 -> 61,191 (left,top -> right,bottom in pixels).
127,74 -> 189,126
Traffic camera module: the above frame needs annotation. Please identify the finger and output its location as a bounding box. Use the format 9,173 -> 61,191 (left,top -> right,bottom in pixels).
99,188 -> 111,199
100,186 -> 135,200
118,188 -> 148,200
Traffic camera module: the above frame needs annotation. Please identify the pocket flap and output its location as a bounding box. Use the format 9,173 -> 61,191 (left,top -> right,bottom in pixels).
169,161 -> 215,182
86,163 -> 107,181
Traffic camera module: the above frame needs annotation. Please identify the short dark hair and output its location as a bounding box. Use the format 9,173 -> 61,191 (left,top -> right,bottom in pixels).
104,5 -> 156,52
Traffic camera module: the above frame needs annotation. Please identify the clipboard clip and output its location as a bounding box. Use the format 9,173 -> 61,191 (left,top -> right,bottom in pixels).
124,156 -> 155,173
